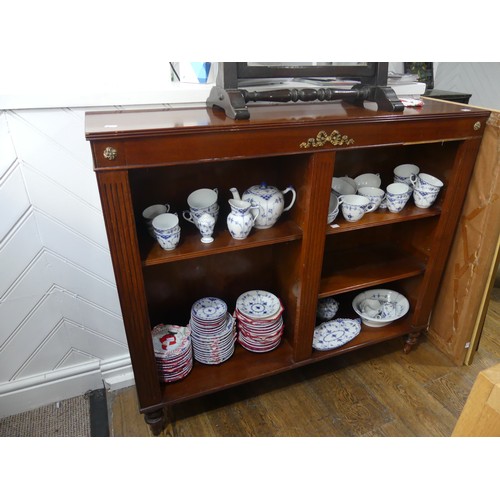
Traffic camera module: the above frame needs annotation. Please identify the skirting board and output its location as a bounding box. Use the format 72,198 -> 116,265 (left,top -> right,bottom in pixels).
0,355 -> 134,418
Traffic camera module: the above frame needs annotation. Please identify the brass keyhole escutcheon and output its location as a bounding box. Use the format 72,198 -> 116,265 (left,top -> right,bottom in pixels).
473,121 -> 481,131
103,146 -> 118,160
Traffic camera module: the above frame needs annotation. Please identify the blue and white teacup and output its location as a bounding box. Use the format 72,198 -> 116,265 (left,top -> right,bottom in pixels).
413,188 -> 439,208
393,163 -> 420,188
152,213 -> 181,251
142,203 -> 171,237
357,186 -> 386,211
386,182 -> 411,213
410,173 -> 443,193
338,194 -> 374,222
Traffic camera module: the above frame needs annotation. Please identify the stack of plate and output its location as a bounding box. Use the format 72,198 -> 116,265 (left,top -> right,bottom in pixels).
235,290 -> 285,352
189,297 -> 236,365
151,324 -> 193,383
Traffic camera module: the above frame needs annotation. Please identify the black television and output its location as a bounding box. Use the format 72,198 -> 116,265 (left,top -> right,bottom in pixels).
206,62 -> 401,119
220,62 -> 389,88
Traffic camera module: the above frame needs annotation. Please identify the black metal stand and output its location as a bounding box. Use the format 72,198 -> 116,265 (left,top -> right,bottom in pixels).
206,84 -> 404,119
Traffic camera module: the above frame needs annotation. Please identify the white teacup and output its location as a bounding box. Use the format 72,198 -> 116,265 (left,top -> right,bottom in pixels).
183,204 -> 219,227
413,188 -> 439,208
187,188 -> 218,210
142,204 -> 171,237
410,173 -> 443,192
394,164 -> 420,186
357,187 -> 385,211
386,182 -> 411,213
152,213 -> 180,251
338,194 -> 374,222
332,177 -> 356,196
354,173 -> 381,190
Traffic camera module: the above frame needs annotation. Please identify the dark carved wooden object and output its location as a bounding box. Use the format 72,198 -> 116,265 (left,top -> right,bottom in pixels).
206,84 -> 404,119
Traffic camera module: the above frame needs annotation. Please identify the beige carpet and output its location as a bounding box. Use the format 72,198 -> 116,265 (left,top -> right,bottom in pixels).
0,394 -> 91,437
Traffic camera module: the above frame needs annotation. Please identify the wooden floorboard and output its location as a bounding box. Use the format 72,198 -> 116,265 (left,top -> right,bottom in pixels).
109,287 -> 500,437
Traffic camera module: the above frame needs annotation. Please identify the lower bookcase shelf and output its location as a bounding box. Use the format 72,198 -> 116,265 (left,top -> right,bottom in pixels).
154,314 -> 414,409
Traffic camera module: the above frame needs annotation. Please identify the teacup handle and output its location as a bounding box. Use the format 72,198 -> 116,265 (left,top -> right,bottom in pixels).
337,195 -> 344,206
365,202 -> 377,213
410,173 -> 418,186
282,186 -> 297,212
182,210 -> 196,224
164,203 -> 171,212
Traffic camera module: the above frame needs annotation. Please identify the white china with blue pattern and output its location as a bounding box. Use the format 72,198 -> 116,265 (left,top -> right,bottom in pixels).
413,188 -> 439,208
230,183 -> 296,229
327,191 -> 340,224
357,186 -> 386,211
332,177 -> 356,196
235,290 -> 282,319
338,194 -> 375,222
393,163 -> 420,188
385,182 -> 411,213
152,212 -> 181,250
191,297 -> 227,322
143,203 -> 171,237
227,197 -> 261,240
354,173 -> 381,190
197,212 -> 216,243
313,318 -> 362,350
317,296 -> 339,321
352,289 -> 410,327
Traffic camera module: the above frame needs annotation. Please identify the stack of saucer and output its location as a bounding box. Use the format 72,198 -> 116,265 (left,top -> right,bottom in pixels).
151,324 -> 193,383
235,290 -> 285,352
189,297 -> 236,365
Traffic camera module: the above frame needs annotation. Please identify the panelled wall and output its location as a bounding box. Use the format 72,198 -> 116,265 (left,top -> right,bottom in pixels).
0,107 -> 132,417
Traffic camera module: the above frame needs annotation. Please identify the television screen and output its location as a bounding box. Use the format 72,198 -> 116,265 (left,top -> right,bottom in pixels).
219,62 -> 388,87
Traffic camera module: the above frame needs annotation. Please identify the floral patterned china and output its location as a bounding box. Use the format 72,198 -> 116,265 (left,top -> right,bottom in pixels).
352,288 -> 410,327
312,318 -> 361,351
151,324 -> 193,382
235,290 -> 285,352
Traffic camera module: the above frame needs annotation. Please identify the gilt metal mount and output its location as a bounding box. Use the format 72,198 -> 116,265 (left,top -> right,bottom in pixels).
300,130 -> 355,149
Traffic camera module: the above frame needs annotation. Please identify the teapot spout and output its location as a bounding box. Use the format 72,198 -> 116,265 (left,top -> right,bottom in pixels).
229,187 -> 241,200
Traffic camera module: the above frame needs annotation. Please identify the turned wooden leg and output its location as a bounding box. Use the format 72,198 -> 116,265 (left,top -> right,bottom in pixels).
404,329 -> 424,353
144,409 -> 165,436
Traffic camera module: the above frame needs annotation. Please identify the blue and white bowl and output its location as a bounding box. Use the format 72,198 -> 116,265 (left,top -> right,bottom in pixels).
352,289 -> 410,327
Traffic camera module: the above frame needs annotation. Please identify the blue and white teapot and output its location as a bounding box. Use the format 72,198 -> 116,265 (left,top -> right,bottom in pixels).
231,182 -> 296,229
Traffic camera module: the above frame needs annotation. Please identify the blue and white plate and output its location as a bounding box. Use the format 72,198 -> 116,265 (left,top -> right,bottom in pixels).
312,318 -> 362,351
191,297 -> 227,322
236,290 -> 282,319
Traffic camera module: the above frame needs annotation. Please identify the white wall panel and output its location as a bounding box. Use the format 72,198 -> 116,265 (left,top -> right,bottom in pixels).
7,111 -> 102,209
0,112 -> 17,177
0,212 -> 42,298
0,107 -> 133,417
33,210 -> 115,283
22,165 -> 108,246
0,163 -> 30,240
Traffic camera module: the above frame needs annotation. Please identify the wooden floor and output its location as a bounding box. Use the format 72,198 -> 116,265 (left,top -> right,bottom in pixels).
108,287 -> 500,437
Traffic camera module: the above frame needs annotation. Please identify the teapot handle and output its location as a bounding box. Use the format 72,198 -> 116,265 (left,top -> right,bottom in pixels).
250,204 -> 261,222
282,186 -> 297,212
